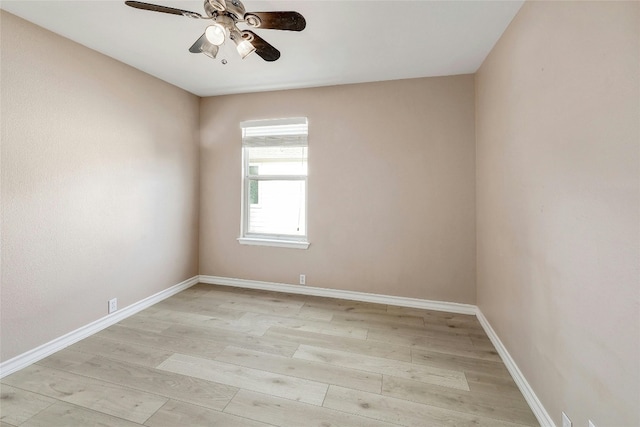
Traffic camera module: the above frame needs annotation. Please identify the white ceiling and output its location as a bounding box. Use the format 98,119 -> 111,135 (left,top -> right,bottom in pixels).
1,1 -> 523,97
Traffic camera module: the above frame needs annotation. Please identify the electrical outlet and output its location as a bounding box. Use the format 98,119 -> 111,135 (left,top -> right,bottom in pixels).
588,420 -> 596,427
562,412 -> 572,427
299,274 -> 306,285
108,298 -> 118,314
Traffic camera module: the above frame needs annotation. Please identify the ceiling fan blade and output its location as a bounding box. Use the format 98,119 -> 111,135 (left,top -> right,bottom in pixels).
244,11 -> 306,31
243,30 -> 280,61
125,1 -> 203,18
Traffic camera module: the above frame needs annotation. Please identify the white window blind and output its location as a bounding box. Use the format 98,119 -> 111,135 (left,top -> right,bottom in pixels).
241,117 -> 308,147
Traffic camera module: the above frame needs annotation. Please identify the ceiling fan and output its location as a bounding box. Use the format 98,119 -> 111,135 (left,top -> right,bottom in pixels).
124,0 -> 306,62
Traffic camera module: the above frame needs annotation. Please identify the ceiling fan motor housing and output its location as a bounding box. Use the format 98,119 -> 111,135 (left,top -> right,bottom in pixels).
225,0 -> 246,20
212,14 -> 235,33
205,0 -> 245,20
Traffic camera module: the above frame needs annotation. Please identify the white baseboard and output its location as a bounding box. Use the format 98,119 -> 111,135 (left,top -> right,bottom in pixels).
0,275 -> 199,379
476,309 -> 555,427
198,275 -> 477,315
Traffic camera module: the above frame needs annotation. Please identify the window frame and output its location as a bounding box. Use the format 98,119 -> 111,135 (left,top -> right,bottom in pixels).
238,118 -> 310,250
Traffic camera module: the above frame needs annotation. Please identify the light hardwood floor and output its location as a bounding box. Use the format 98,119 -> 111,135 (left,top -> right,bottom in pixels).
1,284 -> 539,426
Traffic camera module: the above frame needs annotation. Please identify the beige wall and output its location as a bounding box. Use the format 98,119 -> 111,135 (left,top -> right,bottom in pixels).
0,12 -> 200,362
476,2 -> 639,426
200,76 -> 476,303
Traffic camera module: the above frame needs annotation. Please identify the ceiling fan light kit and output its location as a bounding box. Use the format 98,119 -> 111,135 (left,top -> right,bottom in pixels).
205,23 -> 226,46
124,0 -> 306,62
200,41 -> 219,59
231,30 -> 256,59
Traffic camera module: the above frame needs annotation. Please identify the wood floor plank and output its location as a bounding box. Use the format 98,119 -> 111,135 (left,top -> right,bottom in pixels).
464,372 -> 523,397
331,313 -> 440,338
367,328 -> 475,350
323,385 -> 532,427
240,312 -> 369,339
95,324 -> 225,359
288,305 -> 334,321
157,353 -> 328,405
224,389 -> 397,427
139,305 -> 222,324
162,323 -> 299,357
446,317 -> 485,329
468,330 -> 494,341
297,301 -> 403,323
1,365 -> 167,423
302,299 -> 390,314
215,346 -> 382,393
382,375 -> 538,426
116,315 -> 173,334
411,348 -> 510,377
470,336 -> 498,350
231,288 -> 310,305
66,356 -> 237,411
18,401 -> 142,427
385,305 -> 456,318
0,384 -> 56,426
368,330 -> 501,362
265,326 -> 413,362
194,287 -> 306,310
329,311 -> 425,328
294,345 -> 469,391
137,306 -> 269,336
218,300 -> 302,316
151,298 -> 246,320
140,309 -> 367,339
141,308 -> 367,339
366,321 -> 472,338
144,400 -> 272,427
386,307 -> 484,332
186,285 -> 307,311
36,349 -> 95,371
66,335 -> 172,368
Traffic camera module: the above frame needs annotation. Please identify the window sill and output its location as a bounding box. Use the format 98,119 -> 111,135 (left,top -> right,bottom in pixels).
237,237 -> 310,250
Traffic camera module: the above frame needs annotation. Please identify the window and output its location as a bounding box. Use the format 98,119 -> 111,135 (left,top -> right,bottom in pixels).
238,118 -> 309,249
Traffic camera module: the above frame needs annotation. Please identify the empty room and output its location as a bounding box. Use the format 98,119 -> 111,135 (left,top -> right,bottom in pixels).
1,1 -> 638,426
